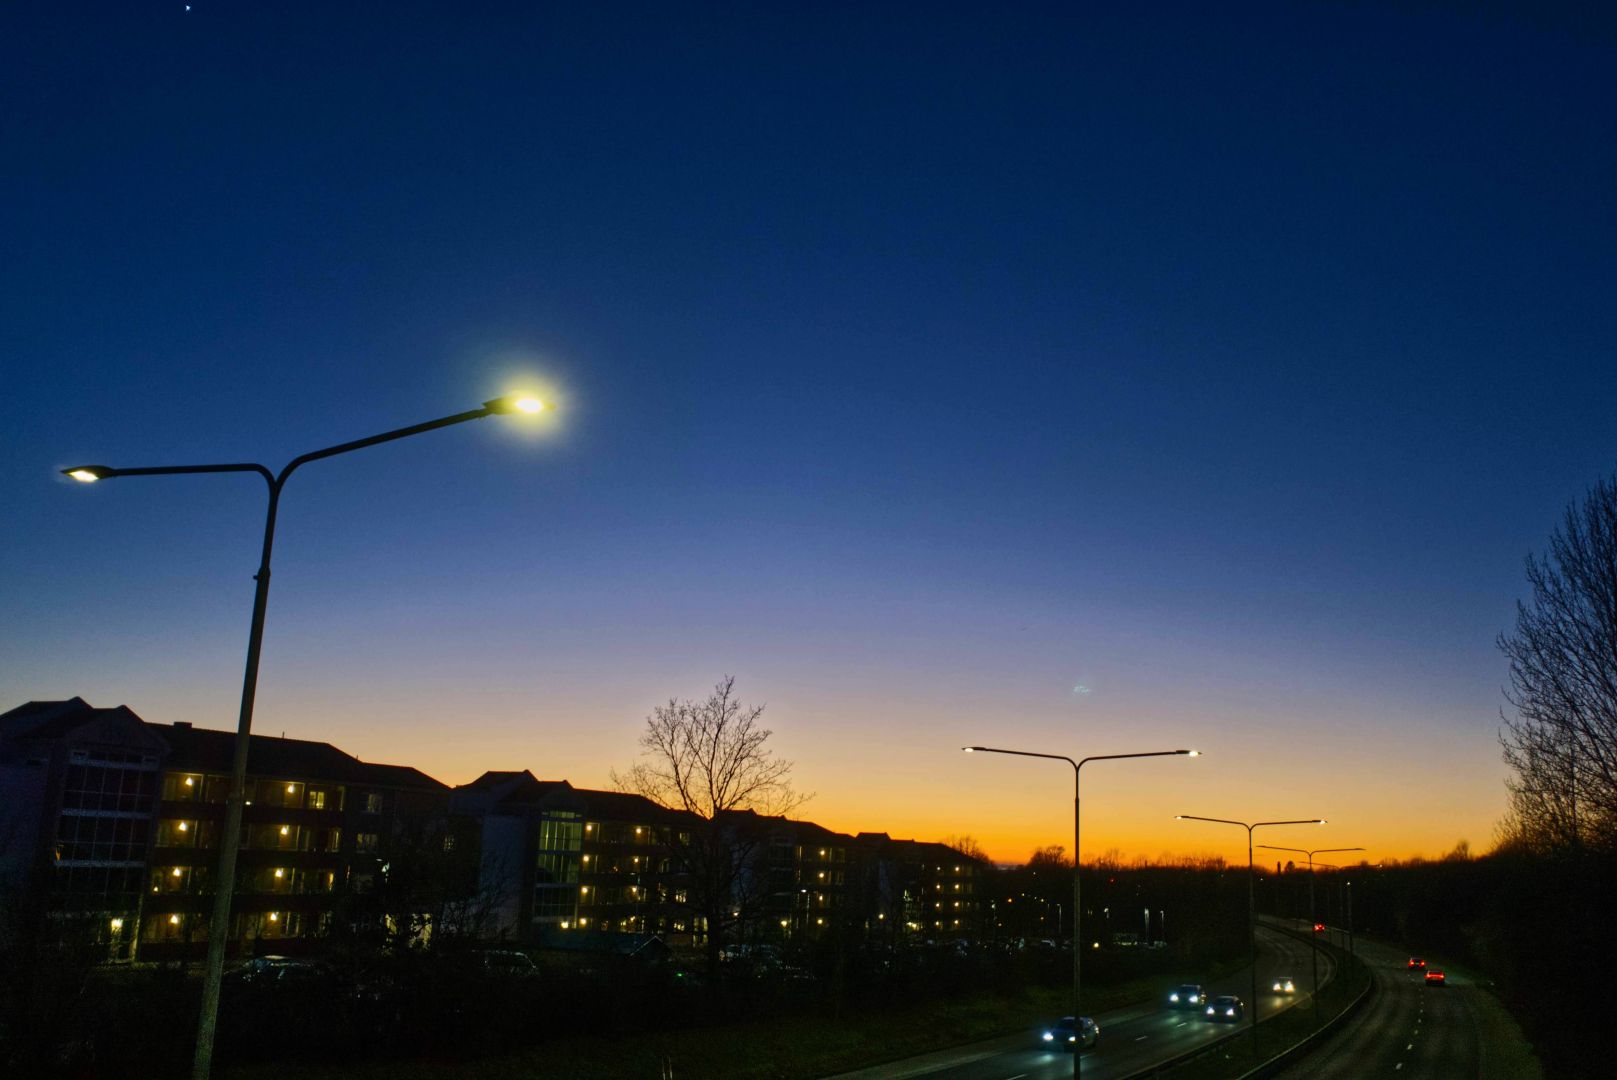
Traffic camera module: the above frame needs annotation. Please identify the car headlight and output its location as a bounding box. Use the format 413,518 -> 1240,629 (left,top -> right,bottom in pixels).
1226,1008 -> 1236,1016
1042,1032 -> 1053,1041
1170,993 -> 1179,1001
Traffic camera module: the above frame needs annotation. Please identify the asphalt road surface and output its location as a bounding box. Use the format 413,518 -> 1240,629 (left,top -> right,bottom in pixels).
1271,935 -> 1491,1080
829,925 -> 1327,1080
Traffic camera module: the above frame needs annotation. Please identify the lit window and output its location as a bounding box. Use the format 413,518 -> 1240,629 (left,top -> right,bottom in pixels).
177,822 -> 189,832
169,915 -> 180,925
172,867 -> 182,877
286,784 -> 295,794
274,868 -> 284,879
184,777 -> 194,787
279,825 -> 290,836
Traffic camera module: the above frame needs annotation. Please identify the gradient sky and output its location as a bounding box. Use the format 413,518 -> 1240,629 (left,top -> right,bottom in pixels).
5,2 -> 1614,867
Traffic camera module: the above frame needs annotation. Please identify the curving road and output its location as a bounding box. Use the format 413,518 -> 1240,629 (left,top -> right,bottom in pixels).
828,926 -> 1328,1080
1271,935 -> 1496,1080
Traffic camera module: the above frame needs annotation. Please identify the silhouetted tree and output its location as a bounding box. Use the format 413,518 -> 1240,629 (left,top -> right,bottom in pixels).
1499,472 -> 1617,853
613,676 -> 809,978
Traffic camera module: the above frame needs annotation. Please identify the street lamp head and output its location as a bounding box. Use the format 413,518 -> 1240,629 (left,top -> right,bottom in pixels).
483,394 -> 546,415
962,746 -> 976,753
1182,750 -> 1200,756
63,465 -> 114,483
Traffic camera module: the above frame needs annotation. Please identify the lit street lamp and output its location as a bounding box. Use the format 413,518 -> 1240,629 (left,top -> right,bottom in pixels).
1175,815 -> 1325,1057
63,394 -> 546,1080
1256,843 -> 1364,1024
966,745 -> 1198,1079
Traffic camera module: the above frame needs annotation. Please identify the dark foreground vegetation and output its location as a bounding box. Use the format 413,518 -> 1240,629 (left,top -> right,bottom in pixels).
10,844 -> 1594,1078
2,857 -> 1249,1079
1347,847 -> 1614,1080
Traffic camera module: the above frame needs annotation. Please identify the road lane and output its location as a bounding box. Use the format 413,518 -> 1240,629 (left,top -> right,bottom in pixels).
828,926 -> 1326,1080
1270,936 -> 1486,1080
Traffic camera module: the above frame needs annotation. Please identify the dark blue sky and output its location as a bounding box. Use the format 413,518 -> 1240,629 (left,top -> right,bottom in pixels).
4,2 -> 1613,860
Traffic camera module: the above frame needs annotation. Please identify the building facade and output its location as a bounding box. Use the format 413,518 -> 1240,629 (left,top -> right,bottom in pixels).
3,698 -> 991,963
0,698 -> 447,961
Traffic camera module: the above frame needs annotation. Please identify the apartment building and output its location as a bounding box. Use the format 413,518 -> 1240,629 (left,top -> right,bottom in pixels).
0,698 -> 447,961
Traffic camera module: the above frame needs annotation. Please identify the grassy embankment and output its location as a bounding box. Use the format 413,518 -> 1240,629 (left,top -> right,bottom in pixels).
224,961 -> 1245,1080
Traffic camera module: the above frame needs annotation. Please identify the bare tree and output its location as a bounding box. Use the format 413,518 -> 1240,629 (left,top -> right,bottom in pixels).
1499,473 -> 1617,853
941,835 -> 990,863
613,676 -> 809,976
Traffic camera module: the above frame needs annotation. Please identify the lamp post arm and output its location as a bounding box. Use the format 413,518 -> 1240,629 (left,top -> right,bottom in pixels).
88,463 -> 277,485
276,404 -> 497,486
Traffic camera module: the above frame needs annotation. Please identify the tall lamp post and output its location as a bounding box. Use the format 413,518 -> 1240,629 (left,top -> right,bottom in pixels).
63,394 -> 547,1080
965,745 -> 1198,1079
1255,844 -> 1363,1025
1175,815 -> 1324,1058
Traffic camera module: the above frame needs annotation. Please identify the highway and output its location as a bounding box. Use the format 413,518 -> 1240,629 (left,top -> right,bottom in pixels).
828,926 -> 1327,1080
1270,935 -> 1491,1080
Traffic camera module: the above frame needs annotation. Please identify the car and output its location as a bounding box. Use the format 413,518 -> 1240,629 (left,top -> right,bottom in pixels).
1039,1015 -> 1100,1050
1424,969 -> 1446,986
1407,957 -> 1426,971
1271,975 -> 1297,995
1204,994 -> 1245,1022
1167,983 -> 1205,1009
469,949 -> 539,978
224,955 -> 336,988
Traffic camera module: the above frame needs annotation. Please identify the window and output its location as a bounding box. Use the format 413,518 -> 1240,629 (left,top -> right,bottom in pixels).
307,789 -> 326,810
162,773 -> 201,801
62,759 -> 158,814
155,819 -> 196,848
355,833 -> 380,854
362,793 -> 384,814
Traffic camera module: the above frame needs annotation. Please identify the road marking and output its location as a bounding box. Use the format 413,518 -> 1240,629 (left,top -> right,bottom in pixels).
1176,1021 -> 1188,1028
1406,1044 -> 1413,1050
1396,1063 -> 1403,1071
1135,1035 -> 1149,1042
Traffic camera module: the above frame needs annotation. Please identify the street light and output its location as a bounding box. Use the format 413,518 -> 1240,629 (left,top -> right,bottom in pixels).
1256,844 -> 1364,1023
62,393 -> 547,1080
1175,815 -> 1324,1057
965,745 -> 1198,1079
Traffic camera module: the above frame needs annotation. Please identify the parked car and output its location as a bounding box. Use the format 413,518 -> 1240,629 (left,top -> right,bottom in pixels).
224,955 -> 337,989
1204,995 -> 1245,1022
1424,968 -> 1446,986
1168,983 -> 1205,1009
469,949 -> 539,978
1039,1015 -> 1099,1050
1271,975 -> 1297,995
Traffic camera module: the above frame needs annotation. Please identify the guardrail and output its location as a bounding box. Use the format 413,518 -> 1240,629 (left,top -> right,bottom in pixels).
1118,921 -> 1369,1080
